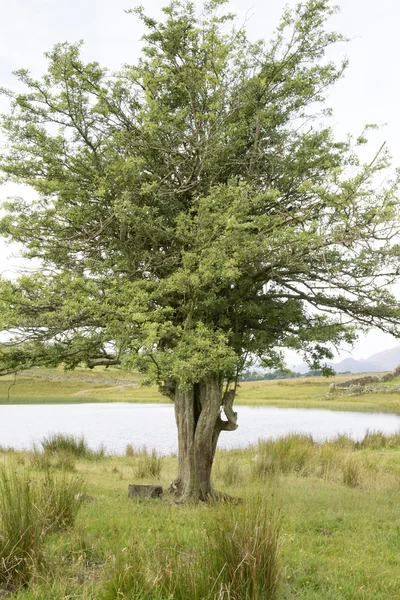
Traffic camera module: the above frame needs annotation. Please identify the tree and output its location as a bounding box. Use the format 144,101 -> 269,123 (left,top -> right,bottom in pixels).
1,0 -> 400,501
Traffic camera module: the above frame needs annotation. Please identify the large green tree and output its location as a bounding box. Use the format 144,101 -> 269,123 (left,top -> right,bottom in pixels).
1,0 -> 400,500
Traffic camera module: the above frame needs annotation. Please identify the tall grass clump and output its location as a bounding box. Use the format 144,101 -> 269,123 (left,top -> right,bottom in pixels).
0,468 -> 45,587
330,434 -> 356,451
98,543 -> 151,600
41,433 -> 105,460
134,448 -> 162,479
342,456 -> 362,488
359,429 -> 400,450
221,457 -> 243,486
30,446 -> 77,472
40,471 -> 85,531
252,434 -> 315,479
125,444 -> 135,457
0,468 -> 84,590
163,497 -> 281,600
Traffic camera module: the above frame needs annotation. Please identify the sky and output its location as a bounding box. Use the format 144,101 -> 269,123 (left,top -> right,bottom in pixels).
0,0 -> 400,365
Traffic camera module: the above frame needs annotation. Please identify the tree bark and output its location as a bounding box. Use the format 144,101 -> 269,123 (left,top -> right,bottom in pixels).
170,372 -> 238,502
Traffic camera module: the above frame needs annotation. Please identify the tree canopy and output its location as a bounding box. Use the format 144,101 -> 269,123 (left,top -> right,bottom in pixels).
1,0 -> 400,499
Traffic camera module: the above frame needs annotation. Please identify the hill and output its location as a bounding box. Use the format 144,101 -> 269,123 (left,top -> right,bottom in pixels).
295,345 -> 400,374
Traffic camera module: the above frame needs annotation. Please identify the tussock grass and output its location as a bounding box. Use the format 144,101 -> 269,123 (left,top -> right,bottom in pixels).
248,430 -> 400,487
220,457 -> 244,486
29,448 -> 77,472
0,469 -> 46,588
99,543 -> 151,600
125,444 -> 135,457
158,497 -> 280,600
40,471 -> 84,531
0,468 -> 84,590
342,456 -> 362,488
359,429 -> 400,449
133,448 -> 162,479
41,433 -> 105,460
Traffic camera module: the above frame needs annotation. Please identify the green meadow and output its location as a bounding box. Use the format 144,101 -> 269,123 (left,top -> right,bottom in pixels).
1,370 -> 400,598
0,431 -> 400,599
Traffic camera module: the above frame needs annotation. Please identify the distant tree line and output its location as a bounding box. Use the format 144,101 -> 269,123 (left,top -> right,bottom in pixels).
240,369 -> 351,381
240,370 -> 308,381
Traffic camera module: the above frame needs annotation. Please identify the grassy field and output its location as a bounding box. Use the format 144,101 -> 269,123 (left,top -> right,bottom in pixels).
2,367 -> 400,413
1,432 -> 400,599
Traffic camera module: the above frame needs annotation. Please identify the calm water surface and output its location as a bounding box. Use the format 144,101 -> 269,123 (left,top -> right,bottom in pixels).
0,403 -> 399,454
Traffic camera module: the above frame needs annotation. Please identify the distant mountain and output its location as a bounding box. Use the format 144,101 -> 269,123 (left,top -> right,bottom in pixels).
294,345 -> 400,374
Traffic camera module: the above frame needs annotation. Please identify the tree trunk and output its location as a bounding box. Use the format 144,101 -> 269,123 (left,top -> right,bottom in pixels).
170,372 -> 238,502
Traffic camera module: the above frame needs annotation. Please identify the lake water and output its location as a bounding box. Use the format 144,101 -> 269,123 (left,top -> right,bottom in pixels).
0,403 -> 399,454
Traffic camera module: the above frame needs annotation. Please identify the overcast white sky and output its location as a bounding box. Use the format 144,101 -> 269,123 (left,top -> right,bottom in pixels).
0,0 -> 400,364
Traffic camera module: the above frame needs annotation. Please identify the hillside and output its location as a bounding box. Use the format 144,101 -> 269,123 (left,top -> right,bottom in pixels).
295,345 -> 400,374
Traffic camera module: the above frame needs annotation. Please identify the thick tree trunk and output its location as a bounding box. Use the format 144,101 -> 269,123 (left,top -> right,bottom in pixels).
170,372 -> 238,502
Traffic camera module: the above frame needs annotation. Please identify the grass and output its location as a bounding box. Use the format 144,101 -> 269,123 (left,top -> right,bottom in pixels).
0,431 -> 399,598
2,368 -> 400,414
41,433 -> 105,460
0,468 -> 84,590
132,448 -> 162,479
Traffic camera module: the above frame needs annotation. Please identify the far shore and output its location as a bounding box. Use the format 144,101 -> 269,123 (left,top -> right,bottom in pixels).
1,368 -> 400,414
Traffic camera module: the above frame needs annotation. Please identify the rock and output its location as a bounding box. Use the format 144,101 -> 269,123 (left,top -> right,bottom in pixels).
128,484 -> 163,498
75,493 -> 95,503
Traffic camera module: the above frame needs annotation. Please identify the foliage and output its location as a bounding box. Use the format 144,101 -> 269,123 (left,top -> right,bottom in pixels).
0,0 -> 399,384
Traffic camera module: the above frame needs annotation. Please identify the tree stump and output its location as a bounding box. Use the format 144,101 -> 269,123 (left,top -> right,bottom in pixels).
128,484 -> 163,498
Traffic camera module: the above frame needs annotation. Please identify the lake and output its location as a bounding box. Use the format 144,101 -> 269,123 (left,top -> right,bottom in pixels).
1,403 -> 400,454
